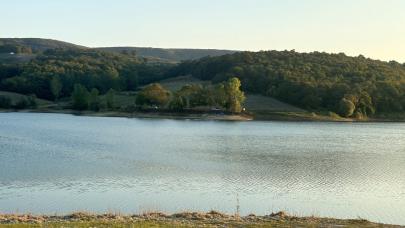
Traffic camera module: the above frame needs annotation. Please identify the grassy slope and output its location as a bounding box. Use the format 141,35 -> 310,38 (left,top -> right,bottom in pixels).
0,91 -> 53,107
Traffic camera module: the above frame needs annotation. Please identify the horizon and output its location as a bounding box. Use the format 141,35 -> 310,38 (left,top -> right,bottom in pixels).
1,0 -> 405,62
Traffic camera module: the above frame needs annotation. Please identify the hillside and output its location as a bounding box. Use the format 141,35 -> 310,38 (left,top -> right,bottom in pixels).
169,50 -> 405,117
96,47 -> 237,62
0,38 -> 85,52
0,38 -> 237,63
3,38 -> 405,119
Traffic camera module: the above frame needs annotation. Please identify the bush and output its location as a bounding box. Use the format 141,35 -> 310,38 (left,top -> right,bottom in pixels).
27,95 -> 37,108
338,98 -> 355,117
71,84 -> 89,110
0,96 -> 11,108
14,98 -> 29,109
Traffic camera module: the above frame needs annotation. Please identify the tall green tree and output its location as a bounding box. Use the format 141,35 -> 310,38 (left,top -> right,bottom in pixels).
136,83 -> 171,107
105,89 -> 115,110
225,77 -> 245,113
71,84 -> 89,110
50,76 -> 62,101
338,98 -> 356,117
89,88 -> 101,111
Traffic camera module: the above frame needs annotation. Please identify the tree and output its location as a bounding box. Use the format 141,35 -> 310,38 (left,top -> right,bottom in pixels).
50,76 -> 62,101
71,84 -> 89,110
105,89 -> 115,110
136,83 -> 171,107
168,92 -> 185,111
89,88 -> 101,111
0,96 -> 11,108
338,98 -> 355,117
225,77 -> 245,113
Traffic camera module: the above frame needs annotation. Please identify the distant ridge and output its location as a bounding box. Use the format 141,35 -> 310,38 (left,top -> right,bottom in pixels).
0,38 -> 237,62
96,47 -> 238,62
0,38 -> 85,52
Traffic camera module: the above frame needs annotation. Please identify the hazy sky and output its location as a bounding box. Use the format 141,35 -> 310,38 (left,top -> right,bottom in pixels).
1,0 -> 405,62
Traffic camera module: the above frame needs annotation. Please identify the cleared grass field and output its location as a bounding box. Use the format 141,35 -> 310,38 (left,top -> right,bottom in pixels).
156,75 -> 210,91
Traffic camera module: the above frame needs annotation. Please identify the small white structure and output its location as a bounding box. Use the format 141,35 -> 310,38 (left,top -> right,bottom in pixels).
9,52 -> 15,55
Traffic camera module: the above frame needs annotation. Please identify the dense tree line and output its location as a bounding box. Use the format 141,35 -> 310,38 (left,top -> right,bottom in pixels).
3,46 -> 405,117
136,77 -> 245,113
169,51 -> 405,117
0,44 -> 32,54
0,48 -> 172,100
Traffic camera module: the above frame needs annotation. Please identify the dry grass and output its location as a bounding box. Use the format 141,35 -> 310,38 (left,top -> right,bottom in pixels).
0,211 -> 399,228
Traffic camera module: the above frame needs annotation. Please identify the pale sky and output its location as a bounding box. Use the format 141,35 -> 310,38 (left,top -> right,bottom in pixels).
1,0 -> 405,62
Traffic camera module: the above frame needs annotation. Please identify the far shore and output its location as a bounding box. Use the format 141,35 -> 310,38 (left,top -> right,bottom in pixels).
0,211 -> 401,227
3,108 -> 405,122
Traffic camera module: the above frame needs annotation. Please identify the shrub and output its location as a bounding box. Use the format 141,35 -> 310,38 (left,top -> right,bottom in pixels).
0,96 -> 12,108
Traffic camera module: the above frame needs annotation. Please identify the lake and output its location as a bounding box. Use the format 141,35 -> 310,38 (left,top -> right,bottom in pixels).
0,112 -> 405,225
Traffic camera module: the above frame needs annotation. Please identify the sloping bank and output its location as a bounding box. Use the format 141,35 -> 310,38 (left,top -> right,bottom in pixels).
0,211 -> 401,227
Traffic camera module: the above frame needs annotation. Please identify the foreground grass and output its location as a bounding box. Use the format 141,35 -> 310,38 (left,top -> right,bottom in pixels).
0,211 -> 400,228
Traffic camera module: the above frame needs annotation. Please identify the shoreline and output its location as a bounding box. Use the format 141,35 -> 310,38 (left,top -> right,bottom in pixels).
3,109 -> 405,122
0,211 -> 400,227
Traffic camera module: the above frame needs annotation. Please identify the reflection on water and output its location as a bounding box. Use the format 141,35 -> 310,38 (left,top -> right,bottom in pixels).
0,112 -> 405,224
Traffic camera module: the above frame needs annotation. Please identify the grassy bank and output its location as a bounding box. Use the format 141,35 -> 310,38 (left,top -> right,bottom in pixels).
0,211 -> 399,228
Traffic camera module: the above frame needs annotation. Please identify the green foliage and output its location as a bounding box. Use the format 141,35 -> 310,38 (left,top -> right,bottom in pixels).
170,50 -> 405,116
167,79 -> 245,113
338,98 -> 356,117
169,92 -> 186,111
224,77 -> 245,113
98,47 -> 237,62
105,89 -> 115,110
0,44 -> 32,54
0,95 -> 11,108
50,75 -> 62,101
89,88 -> 101,111
71,84 -> 89,110
136,83 -> 171,107
0,49 -> 172,100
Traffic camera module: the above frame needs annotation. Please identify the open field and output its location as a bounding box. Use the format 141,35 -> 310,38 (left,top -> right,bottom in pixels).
158,75 -> 211,91
0,211 -> 400,228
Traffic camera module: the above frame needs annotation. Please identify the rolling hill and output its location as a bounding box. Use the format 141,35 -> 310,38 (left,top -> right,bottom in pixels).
0,38 -> 85,52
97,47 -> 237,63
0,38 -> 237,63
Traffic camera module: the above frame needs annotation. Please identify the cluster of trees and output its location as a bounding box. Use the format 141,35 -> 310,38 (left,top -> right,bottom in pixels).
0,44 -> 33,54
0,95 -> 37,109
136,77 -> 245,113
3,45 -> 405,117
169,51 -> 405,117
0,48 -> 173,100
70,84 -> 115,111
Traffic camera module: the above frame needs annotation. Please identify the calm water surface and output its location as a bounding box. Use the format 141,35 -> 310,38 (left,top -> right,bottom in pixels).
0,112 -> 405,224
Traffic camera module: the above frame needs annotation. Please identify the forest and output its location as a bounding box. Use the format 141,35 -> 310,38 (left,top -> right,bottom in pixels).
169,51 -> 405,117
2,40 -> 405,118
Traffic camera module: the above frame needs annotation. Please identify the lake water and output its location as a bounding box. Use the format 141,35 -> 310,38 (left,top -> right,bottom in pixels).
0,112 -> 405,224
